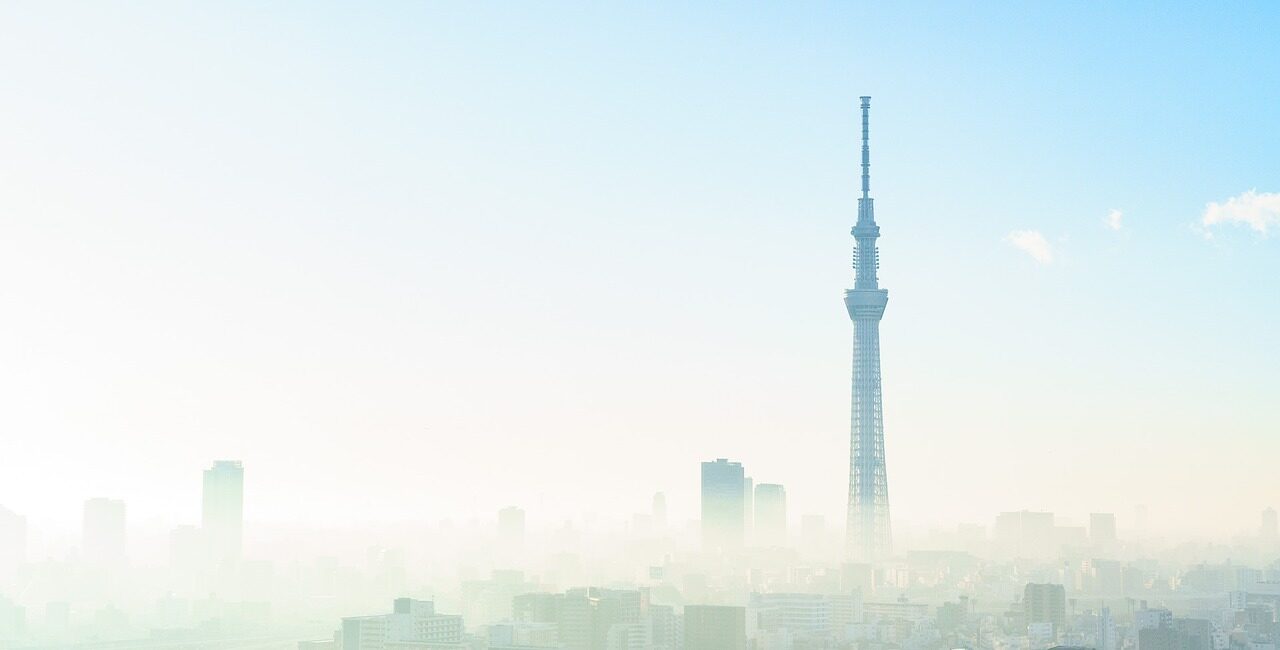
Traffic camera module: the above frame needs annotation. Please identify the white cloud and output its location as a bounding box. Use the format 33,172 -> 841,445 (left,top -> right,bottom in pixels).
1004,230 -> 1053,264
1202,190 -> 1280,235
1106,208 -> 1123,231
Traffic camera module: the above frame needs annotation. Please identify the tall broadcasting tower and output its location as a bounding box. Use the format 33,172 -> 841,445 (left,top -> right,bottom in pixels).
845,96 -> 891,561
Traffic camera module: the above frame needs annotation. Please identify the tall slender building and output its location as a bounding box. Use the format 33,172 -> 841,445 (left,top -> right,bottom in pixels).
701,458 -> 746,551
753,483 -> 787,547
202,460 -> 244,567
845,96 -> 891,560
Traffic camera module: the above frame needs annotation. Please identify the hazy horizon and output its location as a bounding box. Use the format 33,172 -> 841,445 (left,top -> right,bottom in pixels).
3,2 -> 1279,540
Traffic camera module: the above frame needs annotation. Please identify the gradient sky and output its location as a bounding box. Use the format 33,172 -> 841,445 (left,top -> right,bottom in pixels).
2,2 -> 1278,539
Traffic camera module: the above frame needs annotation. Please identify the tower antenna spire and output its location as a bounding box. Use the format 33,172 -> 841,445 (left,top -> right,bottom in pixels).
860,96 -> 871,200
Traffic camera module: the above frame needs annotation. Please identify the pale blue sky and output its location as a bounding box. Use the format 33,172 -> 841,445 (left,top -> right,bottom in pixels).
1,2 -> 1278,537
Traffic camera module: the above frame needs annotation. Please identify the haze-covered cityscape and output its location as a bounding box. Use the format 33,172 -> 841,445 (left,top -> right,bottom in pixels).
7,457 -> 1280,650
3,2 -> 1280,650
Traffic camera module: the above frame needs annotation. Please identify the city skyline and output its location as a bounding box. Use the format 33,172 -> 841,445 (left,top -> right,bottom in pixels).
4,3 -> 1280,648
2,2 -> 1279,537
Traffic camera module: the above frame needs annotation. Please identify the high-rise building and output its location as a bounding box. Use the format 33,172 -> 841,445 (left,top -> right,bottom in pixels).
1135,607 -> 1173,633
201,460 -> 244,567
684,605 -> 745,650
701,459 -> 745,551
498,506 -> 526,548
652,492 -> 667,531
845,96 -> 892,561
753,483 -> 787,547
82,498 -> 126,569
649,604 -> 678,650
1022,583 -> 1066,637
1139,626 -> 1179,650
743,476 -> 754,537
1091,512 -> 1118,547
1098,606 -> 1119,650
937,596 -> 969,636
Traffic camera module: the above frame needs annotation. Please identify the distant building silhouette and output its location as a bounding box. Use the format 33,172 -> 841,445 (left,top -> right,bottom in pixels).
1091,512 -> 1118,547
201,460 -> 243,567
700,459 -> 746,551
498,506 -> 526,549
753,483 -> 786,547
651,492 -> 667,531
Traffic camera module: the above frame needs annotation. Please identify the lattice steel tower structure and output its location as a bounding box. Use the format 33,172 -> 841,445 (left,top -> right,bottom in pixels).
845,96 -> 891,561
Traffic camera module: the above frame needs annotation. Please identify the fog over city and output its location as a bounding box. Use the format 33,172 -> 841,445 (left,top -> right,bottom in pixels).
3,2 -> 1280,650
